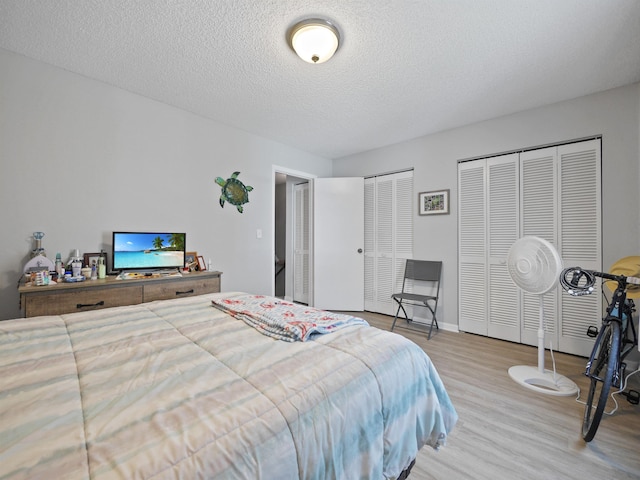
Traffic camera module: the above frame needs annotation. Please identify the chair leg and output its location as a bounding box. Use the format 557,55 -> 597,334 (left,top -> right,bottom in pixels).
391,303 -> 401,331
391,301 -> 409,331
427,306 -> 439,340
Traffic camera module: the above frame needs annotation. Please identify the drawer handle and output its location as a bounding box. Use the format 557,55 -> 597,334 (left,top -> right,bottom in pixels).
176,289 -> 194,296
76,301 -> 105,309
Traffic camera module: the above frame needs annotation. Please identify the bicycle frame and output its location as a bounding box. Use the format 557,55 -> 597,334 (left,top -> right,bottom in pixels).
560,265 -> 639,441
585,284 -> 635,389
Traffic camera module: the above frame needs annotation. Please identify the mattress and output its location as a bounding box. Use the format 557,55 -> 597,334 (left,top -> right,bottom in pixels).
0,292 -> 457,479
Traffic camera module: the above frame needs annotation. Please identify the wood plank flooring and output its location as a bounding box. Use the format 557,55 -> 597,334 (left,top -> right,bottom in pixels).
351,311 -> 640,480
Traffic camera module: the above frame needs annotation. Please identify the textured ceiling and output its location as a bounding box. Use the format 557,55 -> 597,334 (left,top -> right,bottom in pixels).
1,1 -> 639,159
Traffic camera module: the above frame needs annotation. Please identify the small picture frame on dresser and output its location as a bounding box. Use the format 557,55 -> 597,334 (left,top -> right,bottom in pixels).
197,255 -> 207,271
185,251 -> 198,271
84,252 -> 108,269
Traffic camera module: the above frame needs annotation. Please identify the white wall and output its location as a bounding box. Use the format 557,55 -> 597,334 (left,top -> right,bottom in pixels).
2,48 -> 638,325
0,49 -> 332,320
334,83 -> 640,329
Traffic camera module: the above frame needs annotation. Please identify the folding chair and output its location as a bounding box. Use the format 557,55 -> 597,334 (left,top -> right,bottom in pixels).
391,259 -> 442,339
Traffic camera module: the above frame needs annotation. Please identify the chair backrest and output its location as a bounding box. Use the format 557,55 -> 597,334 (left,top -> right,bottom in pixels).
404,259 -> 442,283
401,259 -> 442,297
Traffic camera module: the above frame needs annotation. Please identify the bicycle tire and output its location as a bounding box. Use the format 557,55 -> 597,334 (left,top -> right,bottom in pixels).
582,320 -> 621,442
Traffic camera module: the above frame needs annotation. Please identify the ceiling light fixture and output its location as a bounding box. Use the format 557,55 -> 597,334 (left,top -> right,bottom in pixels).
288,18 -> 340,64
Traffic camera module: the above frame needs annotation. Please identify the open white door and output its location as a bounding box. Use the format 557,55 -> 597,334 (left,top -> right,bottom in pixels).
313,177 -> 364,311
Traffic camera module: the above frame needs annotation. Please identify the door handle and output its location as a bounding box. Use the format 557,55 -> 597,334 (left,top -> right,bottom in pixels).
357,248 -> 363,253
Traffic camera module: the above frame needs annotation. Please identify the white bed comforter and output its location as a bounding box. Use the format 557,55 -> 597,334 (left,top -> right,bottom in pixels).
0,292 -> 457,479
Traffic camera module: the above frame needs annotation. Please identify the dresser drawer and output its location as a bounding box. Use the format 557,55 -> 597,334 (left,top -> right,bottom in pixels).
143,276 -> 220,302
23,285 -> 143,317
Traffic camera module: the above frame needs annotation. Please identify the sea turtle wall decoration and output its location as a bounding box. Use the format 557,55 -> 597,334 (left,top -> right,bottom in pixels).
215,171 -> 253,213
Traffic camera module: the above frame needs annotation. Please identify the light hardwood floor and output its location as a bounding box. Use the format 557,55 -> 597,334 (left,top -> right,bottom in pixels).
354,312 -> 640,480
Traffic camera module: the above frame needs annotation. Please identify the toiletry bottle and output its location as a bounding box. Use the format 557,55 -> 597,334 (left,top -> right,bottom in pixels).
55,253 -> 63,278
98,252 -> 106,279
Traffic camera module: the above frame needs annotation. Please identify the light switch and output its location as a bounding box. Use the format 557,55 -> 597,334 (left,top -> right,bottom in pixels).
256,229 -> 262,239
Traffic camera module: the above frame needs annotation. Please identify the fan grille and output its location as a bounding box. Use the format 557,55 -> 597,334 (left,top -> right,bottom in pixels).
507,236 -> 563,295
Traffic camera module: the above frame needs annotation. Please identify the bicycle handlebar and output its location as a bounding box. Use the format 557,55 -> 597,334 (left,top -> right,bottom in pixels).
590,270 -> 640,285
560,266 -> 640,297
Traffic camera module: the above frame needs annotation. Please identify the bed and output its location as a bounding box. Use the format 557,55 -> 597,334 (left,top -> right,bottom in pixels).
0,292 -> 457,479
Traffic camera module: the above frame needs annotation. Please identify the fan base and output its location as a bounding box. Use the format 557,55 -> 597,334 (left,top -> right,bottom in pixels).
508,365 -> 578,397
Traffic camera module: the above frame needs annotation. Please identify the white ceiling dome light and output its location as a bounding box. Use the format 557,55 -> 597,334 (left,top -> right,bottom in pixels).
288,18 -> 340,64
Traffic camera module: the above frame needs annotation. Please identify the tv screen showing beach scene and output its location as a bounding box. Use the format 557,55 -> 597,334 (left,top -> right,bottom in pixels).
112,232 -> 186,270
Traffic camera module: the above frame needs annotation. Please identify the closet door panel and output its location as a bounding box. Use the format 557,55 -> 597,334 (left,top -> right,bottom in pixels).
558,139 -> 602,356
520,147 -> 558,347
458,161 -> 487,335
393,172 -> 416,318
375,177 -> 395,315
395,173 -> 414,267
487,155 -> 520,342
293,183 -> 309,304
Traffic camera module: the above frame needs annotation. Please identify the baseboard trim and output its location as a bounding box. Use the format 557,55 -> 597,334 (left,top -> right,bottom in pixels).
410,316 -> 459,333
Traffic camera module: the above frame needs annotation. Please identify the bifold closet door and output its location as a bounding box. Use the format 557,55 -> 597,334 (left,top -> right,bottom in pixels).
364,171 -> 413,316
458,138 -> 601,356
293,183 -> 309,305
520,140 -> 602,355
458,154 -> 520,342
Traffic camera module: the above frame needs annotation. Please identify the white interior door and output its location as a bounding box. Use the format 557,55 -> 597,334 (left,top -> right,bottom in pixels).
313,177 -> 364,311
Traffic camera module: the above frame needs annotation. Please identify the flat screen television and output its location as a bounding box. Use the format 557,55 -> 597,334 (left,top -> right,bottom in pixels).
112,232 -> 186,272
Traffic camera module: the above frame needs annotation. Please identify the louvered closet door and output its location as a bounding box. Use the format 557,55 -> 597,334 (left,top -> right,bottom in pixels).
293,183 -> 309,304
520,147 -> 558,347
458,160 -> 487,335
374,176 -> 394,314
558,139 -> 602,356
459,139 -> 601,355
363,171 -> 413,316
393,172 -> 414,318
487,154 -> 520,342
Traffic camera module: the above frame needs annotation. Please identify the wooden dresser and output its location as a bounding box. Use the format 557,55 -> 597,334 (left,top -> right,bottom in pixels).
18,270 -> 222,318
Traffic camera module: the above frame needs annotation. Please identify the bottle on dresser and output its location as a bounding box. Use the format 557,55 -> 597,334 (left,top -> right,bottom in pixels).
98,251 -> 106,279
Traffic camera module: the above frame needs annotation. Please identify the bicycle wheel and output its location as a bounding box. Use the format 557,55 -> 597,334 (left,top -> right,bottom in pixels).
582,320 -> 621,442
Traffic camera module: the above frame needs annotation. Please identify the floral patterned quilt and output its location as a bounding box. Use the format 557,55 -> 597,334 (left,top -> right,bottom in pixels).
212,294 -> 369,341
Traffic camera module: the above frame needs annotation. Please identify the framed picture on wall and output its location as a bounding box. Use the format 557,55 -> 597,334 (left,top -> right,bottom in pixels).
418,189 -> 450,215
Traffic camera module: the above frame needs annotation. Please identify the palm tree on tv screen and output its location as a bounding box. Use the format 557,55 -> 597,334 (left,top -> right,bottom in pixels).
153,236 -> 164,250
169,233 -> 184,251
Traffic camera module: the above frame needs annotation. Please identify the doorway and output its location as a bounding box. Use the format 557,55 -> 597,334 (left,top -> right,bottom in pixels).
272,168 -> 365,311
272,166 -> 314,302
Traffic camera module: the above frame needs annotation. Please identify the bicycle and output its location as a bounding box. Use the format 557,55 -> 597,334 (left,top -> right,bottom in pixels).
559,266 -> 639,442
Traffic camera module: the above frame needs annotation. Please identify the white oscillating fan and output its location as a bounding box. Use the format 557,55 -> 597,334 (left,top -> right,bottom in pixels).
506,236 -> 578,396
